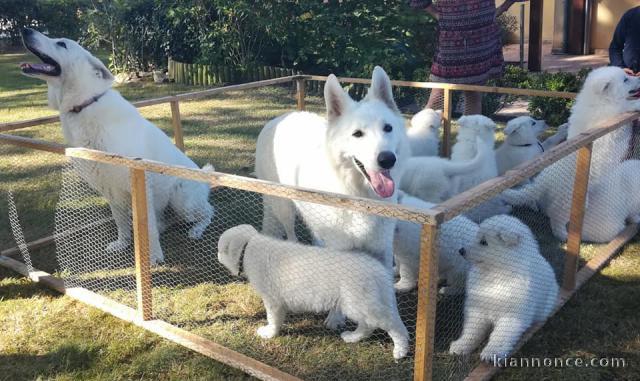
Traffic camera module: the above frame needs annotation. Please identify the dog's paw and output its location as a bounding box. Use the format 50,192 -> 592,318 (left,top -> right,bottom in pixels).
340,330 -> 365,343
106,239 -> 130,253
256,325 -> 277,339
394,280 -> 416,293
449,339 -> 474,356
393,344 -> 409,360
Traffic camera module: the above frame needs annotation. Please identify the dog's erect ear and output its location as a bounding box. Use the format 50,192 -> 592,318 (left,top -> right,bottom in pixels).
324,74 -> 353,123
497,230 -> 520,248
88,56 -> 114,82
504,120 -> 523,135
368,66 -> 399,112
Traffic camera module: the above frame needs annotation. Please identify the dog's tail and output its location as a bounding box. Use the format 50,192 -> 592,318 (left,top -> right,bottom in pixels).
441,136 -> 489,177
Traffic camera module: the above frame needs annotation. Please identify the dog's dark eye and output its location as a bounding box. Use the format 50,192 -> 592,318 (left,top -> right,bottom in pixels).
352,130 -> 364,138
383,124 -> 393,133
56,41 -> 67,49
531,120 -> 536,125
479,238 -> 488,246
624,77 -> 629,83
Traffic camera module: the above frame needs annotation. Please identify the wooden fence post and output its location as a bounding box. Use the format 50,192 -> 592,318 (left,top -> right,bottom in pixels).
170,101 -> 185,151
442,88 -> 453,157
131,168 -> 153,321
414,223 -> 439,381
563,143 -> 593,291
296,78 -> 306,111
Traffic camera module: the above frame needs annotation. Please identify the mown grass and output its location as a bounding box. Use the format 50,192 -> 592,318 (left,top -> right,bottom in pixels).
1,51 -> 639,380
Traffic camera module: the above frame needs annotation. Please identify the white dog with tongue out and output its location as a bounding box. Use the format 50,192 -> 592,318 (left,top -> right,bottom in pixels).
255,67 -> 410,274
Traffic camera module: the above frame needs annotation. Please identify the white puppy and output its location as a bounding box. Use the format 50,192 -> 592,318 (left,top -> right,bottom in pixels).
20,29 -> 214,264
450,115 -> 498,194
255,67 -> 410,269
449,216 -> 558,362
407,108 -> 442,156
495,117 -> 568,176
394,193 -> 476,294
449,115 -> 511,222
217,225 -> 409,360
400,136 -> 490,203
568,66 -> 640,181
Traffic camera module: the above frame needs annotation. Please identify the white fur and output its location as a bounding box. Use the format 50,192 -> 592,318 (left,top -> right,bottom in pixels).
450,115 -> 511,222
450,115 -> 498,194
449,216 -> 558,362
21,30 -> 214,264
581,160 -> 640,242
495,116 -> 550,175
394,193 -> 476,294
217,225 -> 409,359
568,66 -> 640,180
255,67 -> 410,269
400,136 -> 491,203
407,108 -> 442,156
502,67 -> 640,241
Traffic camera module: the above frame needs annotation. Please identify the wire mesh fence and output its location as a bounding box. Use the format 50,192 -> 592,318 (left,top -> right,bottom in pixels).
1,75 -> 638,381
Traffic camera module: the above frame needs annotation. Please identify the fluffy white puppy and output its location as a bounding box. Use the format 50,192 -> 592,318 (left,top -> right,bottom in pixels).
449,216 -> 558,362
495,117 -> 568,176
449,115 -> 511,222
394,193 -> 476,294
450,115 -> 498,194
568,66 -> 640,180
407,108 -> 442,156
217,225 -> 409,360
19,28 -> 214,264
400,136 -> 490,203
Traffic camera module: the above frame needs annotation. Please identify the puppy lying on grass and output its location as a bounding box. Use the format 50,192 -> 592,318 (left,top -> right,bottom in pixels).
217,225 -> 409,360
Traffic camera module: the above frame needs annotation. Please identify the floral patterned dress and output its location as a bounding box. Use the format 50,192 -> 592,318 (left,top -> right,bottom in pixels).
411,0 -> 505,84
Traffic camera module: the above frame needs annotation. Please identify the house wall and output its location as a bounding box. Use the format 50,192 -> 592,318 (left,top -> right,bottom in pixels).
498,0 -> 637,50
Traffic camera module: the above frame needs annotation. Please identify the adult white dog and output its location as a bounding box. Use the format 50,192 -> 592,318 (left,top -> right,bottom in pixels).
20,29 -> 214,264
394,193 -> 476,294
502,68 -> 640,240
568,66 -> 640,181
495,117 -> 568,176
217,225 -> 409,360
400,136 -> 490,203
255,66 -> 410,269
449,216 -> 558,362
407,108 -> 442,156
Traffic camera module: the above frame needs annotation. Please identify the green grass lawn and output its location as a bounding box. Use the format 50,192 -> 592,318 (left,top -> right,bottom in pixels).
1,51 -> 639,380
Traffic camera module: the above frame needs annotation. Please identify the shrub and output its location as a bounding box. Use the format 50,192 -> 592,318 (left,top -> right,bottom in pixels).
483,66 -> 590,125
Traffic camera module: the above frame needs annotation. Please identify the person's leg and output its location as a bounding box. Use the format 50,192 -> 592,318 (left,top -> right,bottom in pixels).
426,88 -> 445,110
463,91 -> 483,115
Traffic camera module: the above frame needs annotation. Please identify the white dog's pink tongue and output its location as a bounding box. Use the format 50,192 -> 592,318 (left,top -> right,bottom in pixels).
368,169 -> 395,198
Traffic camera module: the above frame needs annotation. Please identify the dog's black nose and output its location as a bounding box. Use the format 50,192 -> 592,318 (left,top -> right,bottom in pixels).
458,248 -> 466,257
377,151 -> 396,169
